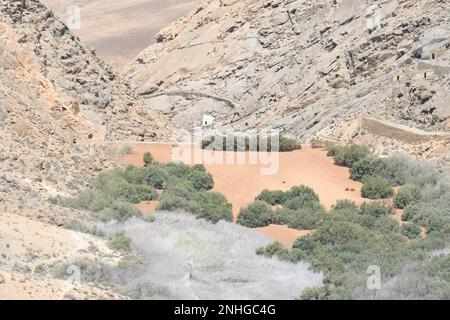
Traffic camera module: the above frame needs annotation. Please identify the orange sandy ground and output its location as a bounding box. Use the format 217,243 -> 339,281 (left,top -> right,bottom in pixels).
120,144 -> 366,246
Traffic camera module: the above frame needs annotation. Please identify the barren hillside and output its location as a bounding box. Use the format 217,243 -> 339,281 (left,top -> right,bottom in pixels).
41,0 -> 204,70
0,0 -> 171,298
125,0 -> 450,165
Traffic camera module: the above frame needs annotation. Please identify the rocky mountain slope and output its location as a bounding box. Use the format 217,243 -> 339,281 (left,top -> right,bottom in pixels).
125,0 -> 450,165
40,0 -> 203,70
0,0 -> 171,212
0,0 -> 170,298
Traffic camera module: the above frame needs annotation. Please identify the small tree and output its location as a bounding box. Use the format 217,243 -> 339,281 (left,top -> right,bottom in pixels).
394,186 -> 419,209
361,176 -> 394,199
143,152 -> 154,167
256,189 -> 285,205
402,204 -> 419,222
237,201 -> 274,228
401,224 -> 421,239
186,170 -> 214,191
360,202 -> 392,217
333,144 -> 370,167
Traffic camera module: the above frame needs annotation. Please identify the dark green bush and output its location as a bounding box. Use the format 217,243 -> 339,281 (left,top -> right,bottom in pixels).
332,145 -> 370,167
334,200 -> 358,211
312,220 -> 370,245
142,166 -> 170,189
299,287 -> 331,300
276,208 -> 325,230
100,176 -> 158,203
286,185 -> 320,202
143,152 -> 154,167
292,236 -> 317,252
371,216 -> 400,234
52,188 -> 142,222
279,137 -> 302,152
394,186 -> 419,209
202,135 -> 301,152
359,202 -> 392,217
237,201 -> 274,228
401,224 -> 421,239
186,170 -> 214,191
96,200 -> 142,222
256,242 -> 289,258
192,192 -> 233,223
361,176 -> 394,199
283,197 -> 324,212
402,204 -> 418,222
256,189 -> 285,205
350,157 -> 391,182
122,165 -> 145,184
157,179 -> 232,223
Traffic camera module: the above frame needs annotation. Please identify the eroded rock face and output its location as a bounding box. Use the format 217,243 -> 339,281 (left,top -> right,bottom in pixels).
125,0 -> 449,151
0,0 -> 172,218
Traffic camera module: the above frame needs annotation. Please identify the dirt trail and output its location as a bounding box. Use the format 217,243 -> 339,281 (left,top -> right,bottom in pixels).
120,144 -> 366,245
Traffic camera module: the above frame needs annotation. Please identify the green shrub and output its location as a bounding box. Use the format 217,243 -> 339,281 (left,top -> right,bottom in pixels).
334,200 -> 358,211
359,202 -> 392,217
402,203 -> 420,222
256,189 -> 285,205
143,152 -> 154,166
371,216 -> 400,234
279,136 -> 302,152
401,224 -> 421,239
192,192 -> 233,223
164,162 -> 193,178
97,201 -> 142,222
202,135 -> 301,152
52,189 -> 142,222
101,177 -> 158,203
332,145 -> 370,167
299,286 -> 331,300
394,186 -> 419,209
283,197 -> 323,211
237,201 -> 274,228
292,236 -> 317,252
109,232 -> 132,251
256,242 -> 289,258
361,176 -> 394,199
276,208 -> 325,230
157,179 -> 232,223
164,178 -> 197,198
122,165 -> 145,184
350,157 -> 390,182
186,170 -> 214,191
313,220 -> 370,245
326,144 -> 339,157
285,185 -> 320,202
157,194 -> 199,213
142,166 -> 170,189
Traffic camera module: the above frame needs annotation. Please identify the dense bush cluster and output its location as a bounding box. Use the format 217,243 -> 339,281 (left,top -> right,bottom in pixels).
327,144 -> 370,167
257,148 -> 450,300
51,153 -> 231,223
158,178 -> 232,223
240,185 -> 325,229
237,201 -> 274,228
360,175 -> 394,199
202,135 -> 301,152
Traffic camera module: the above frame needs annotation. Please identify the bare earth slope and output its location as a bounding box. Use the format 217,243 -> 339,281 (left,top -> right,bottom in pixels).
41,0 -> 203,70
0,0 -> 171,298
125,0 -> 450,165
0,0 -> 171,213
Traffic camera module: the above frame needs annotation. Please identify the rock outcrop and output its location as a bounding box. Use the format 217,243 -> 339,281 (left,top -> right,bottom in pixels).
125,0 -> 449,164
0,0 -> 171,217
